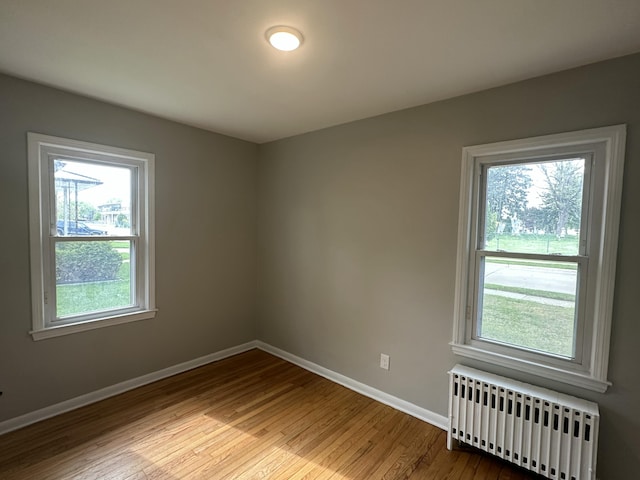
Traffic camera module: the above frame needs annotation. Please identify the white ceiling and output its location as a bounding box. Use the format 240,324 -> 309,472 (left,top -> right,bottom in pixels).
1,1 -> 639,143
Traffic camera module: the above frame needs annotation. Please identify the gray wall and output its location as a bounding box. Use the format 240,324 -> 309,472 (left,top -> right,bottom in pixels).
2,53 -> 639,479
257,53 -> 640,478
0,74 -> 258,421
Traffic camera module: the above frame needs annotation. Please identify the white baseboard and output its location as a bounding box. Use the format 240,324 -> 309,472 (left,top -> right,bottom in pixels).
256,341 -> 449,431
0,341 -> 258,435
0,339 -> 448,436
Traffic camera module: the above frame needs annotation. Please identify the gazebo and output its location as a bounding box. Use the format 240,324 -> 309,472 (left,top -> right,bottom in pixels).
54,160 -> 102,234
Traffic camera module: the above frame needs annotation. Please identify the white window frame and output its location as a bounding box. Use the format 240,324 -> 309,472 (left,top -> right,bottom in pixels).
28,133 -> 156,340
451,125 -> 626,392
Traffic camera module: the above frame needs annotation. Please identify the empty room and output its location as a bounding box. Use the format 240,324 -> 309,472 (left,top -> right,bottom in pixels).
1,1 -> 639,479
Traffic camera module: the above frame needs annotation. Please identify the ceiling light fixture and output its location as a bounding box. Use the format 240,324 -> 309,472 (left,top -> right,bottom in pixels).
266,26 -> 303,51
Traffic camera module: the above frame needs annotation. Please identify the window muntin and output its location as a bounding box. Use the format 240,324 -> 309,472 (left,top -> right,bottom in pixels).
452,125 -> 626,392
28,134 -> 155,340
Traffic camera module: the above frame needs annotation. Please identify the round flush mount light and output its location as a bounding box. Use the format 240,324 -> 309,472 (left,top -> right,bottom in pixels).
266,26 -> 303,51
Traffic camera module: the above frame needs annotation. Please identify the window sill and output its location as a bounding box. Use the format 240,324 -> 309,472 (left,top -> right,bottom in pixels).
31,309 -> 157,341
450,342 -> 611,393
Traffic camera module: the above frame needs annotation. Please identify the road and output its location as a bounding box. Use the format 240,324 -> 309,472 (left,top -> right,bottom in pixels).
484,262 -> 576,295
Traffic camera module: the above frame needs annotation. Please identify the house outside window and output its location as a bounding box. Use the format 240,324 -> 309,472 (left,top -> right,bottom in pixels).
451,125 -> 626,392
28,133 -> 156,340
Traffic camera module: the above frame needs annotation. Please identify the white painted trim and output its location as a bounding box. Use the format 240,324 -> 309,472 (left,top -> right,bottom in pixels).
452,146 -> 476,346
31,309 -> 158,340
458,124 -> 626,157
450,343 -> 610,393
27,132 -> 156,340
591,125 -> 626,382
0,341 -> 258,436
452,125 -> 626,392
27,133 -> 46,337
256,341 -> 449,431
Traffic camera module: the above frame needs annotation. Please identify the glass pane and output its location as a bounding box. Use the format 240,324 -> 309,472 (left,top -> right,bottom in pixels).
483,158 -> 585,255
478,257 -> 577,358
55,240 -> 133,318
54,158 -> 132,236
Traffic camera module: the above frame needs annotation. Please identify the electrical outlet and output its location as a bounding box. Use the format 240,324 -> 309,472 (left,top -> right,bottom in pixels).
380,353 -> 390,370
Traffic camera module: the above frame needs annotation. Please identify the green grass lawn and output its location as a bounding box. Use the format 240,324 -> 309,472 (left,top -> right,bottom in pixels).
480,293 -> 574,358
485,234 -> 579,256
56,262 -> 131,317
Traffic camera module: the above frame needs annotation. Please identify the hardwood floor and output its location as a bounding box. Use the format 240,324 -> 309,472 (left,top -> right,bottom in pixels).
0,349 -> 534,479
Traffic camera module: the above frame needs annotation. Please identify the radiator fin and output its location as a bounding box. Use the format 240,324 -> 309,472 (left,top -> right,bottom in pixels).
448,365 -> 599,480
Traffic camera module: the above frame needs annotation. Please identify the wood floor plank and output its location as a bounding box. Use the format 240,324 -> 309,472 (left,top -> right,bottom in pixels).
0,349 -> 535,479
227,387 -> 369,479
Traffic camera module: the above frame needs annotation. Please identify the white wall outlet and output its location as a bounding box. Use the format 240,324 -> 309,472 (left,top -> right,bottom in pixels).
380,353 -> 390,370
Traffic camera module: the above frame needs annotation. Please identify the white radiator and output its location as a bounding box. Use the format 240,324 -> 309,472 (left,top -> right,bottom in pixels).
448,365 -> 599,480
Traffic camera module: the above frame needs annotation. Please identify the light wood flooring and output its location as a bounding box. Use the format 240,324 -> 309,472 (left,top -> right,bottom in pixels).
0,349 -> 535,479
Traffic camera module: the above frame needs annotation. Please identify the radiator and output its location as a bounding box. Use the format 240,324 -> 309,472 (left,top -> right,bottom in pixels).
448,365 -> 599,480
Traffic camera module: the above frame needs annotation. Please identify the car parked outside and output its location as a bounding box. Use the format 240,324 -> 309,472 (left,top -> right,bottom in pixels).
56,220 -> 107,236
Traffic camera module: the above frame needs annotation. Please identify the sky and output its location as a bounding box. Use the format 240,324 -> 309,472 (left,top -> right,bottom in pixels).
55,159 -> 131,207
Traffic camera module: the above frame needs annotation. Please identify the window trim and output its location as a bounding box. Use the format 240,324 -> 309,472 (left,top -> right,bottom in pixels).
451,125 -> 626,392
28,133 -> 156,340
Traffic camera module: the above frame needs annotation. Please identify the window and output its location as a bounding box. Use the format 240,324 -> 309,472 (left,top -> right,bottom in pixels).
452,125 -> 626,392
28,133 -> 155,340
